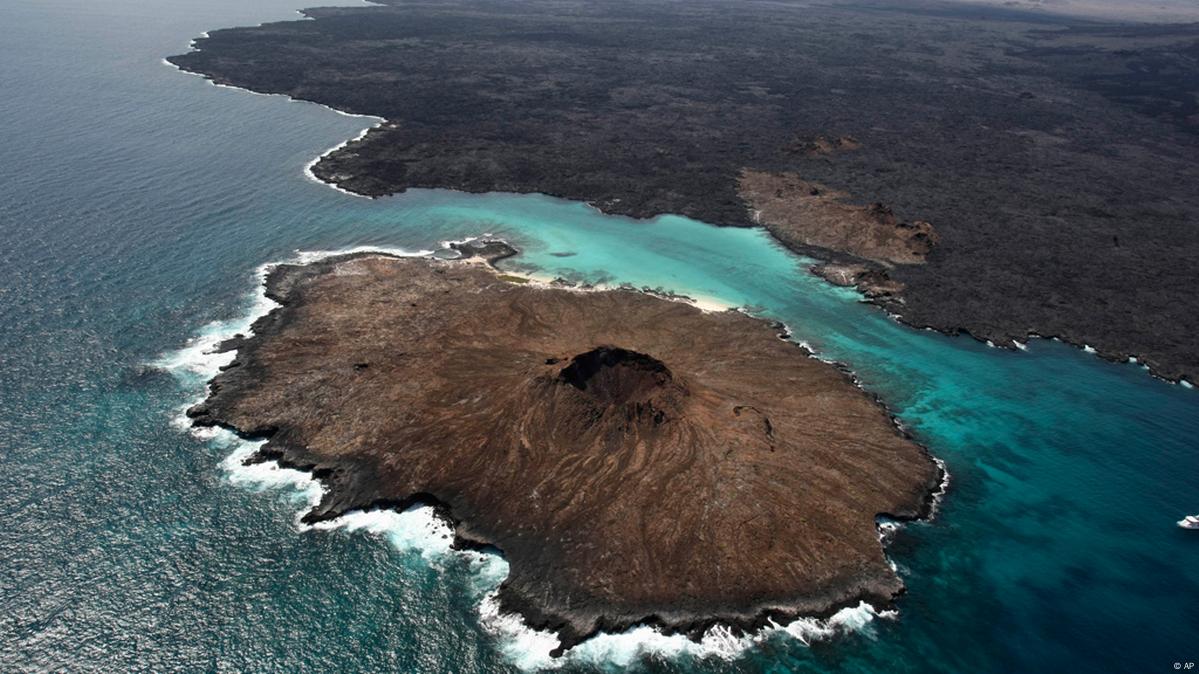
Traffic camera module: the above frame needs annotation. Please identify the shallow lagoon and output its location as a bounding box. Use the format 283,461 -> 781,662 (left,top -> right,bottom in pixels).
0,0 -> 1196,672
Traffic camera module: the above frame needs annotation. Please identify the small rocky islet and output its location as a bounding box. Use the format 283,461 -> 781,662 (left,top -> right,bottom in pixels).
188,247 -> 942,652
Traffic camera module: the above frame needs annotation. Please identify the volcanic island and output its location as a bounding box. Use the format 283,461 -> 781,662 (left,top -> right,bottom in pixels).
188,246 -> 942,652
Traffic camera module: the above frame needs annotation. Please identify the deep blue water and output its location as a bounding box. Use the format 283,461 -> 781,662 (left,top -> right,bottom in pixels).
1,0 -> 1197,672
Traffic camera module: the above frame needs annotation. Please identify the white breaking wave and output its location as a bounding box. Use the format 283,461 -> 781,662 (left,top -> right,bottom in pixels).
308,504 -> 457,559
289,245 -> 436,265
1018,335 -> 1192,387
152,244 -> 431,382
477,591 -> 563,670
301,122 -> 385,198
161,54 -> 384,199
929,457 -> 952,517
217,431 -> 324,511
476,592 -> 895,671
438,233 -> 496,249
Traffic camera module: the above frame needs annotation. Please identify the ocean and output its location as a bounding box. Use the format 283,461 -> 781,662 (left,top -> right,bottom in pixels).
1,0 -> 1196,672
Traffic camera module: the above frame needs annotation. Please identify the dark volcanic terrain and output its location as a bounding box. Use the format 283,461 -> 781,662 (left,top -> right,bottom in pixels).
168,0 -> 1199,381
188,252 -> 940,650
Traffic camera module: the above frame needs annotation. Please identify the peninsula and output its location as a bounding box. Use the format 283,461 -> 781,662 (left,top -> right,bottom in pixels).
188,250 -> 942,651
167,0 -> 1199,383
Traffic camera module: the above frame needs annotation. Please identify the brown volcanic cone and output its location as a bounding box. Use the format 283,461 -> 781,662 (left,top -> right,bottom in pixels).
189,252 -> 940,651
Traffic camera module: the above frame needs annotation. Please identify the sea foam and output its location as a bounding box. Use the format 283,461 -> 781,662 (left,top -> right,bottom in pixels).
475,592 -> 895,671
301,122 -> 385,198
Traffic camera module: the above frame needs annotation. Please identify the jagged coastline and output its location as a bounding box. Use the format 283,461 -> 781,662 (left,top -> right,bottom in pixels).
184,248 -> 943,654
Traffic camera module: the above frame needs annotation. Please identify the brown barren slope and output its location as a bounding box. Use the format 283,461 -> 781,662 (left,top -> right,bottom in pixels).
740,170 -> 939,266
189,252 -> 941,651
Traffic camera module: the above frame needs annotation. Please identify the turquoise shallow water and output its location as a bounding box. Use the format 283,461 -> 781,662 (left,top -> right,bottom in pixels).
1,0 -> 1197,671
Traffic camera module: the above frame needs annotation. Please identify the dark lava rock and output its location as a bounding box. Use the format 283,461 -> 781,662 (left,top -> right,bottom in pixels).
167,1 -> 1199,381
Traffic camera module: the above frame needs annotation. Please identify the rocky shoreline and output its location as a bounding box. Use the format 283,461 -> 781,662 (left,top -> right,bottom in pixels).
187,249 -> 942,653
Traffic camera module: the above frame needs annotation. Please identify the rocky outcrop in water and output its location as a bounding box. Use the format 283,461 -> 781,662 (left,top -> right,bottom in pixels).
188,252 -> 941,652
811,263 -> 906,301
